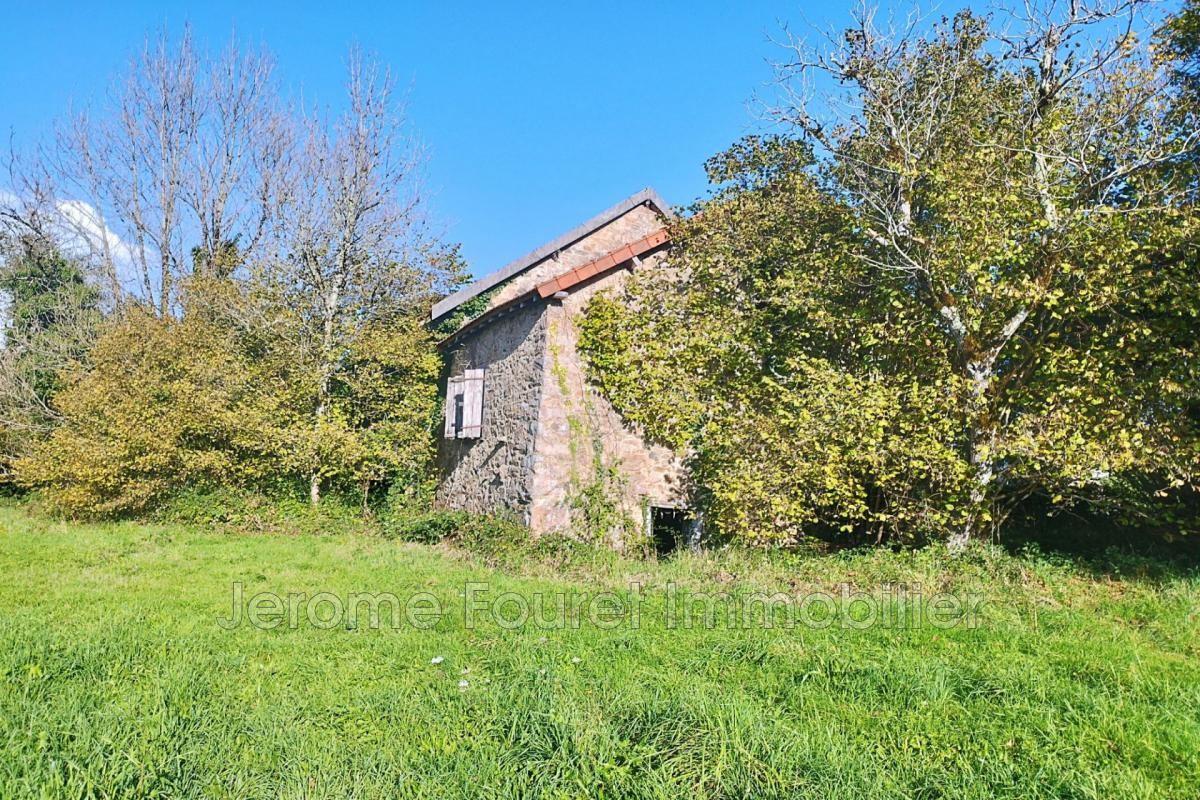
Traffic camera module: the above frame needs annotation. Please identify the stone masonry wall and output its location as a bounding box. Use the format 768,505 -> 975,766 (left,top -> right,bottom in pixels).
528,248 -> 688,547
437,201 -> 687,545
488,204 -> 665,309
435,301 -> 548,522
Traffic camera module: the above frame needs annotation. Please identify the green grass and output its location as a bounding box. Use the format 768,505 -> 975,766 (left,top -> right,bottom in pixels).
0,503 -> 1197,798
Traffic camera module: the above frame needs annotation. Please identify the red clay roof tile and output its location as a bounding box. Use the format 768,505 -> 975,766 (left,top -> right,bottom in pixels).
534,227 -> 670,297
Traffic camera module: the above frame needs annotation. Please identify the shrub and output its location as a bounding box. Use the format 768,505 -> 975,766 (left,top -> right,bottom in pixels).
382,510 -> 474,544
382,509 -> 531,561
16,307 -> 276,517
16,278 -> 444,519
155,486 -> 366,536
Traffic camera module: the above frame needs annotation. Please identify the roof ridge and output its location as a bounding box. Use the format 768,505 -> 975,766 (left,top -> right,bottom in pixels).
430,187 -> 672,321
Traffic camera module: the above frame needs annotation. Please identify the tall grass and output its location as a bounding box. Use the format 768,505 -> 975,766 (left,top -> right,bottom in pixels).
0,502 -> 1197,798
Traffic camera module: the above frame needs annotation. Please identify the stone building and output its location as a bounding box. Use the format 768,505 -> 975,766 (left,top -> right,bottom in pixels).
431,188 -> 691,551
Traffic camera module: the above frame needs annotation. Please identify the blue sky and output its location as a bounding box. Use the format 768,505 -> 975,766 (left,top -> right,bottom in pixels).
1,1 -> 859,278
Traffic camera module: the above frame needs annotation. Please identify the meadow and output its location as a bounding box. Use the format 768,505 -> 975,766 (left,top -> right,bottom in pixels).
0,502 -> 1197,799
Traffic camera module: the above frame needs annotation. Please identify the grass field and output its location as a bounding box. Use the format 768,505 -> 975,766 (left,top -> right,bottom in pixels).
0,502 -> 1198,799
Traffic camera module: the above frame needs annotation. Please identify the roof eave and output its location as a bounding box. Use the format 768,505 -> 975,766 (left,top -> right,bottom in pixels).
430,187 -> 673,323
437,227 -> 672,351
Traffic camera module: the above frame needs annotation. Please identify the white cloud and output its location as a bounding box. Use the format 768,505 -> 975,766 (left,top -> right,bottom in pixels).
1,189 -> 151,301
53,199 -> 137,266
1,188 -> 136,267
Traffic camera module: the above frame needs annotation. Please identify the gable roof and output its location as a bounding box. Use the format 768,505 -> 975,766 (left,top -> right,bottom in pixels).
431,187 -> 673,322
438,225 -> 672,351
534,227 -> 670,299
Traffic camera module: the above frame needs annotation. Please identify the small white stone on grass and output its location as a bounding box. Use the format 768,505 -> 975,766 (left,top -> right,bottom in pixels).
571,657 -> 581,664
430,656 -> 444,665
458,679 -> 469,690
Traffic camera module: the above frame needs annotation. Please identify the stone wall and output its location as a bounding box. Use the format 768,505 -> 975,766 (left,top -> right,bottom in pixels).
528,249 -> 689,547
436,200 -> 688,546
488,203 -> 665,309
435,300 -> 548,522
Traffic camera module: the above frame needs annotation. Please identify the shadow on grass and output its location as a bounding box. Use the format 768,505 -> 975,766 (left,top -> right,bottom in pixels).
1002,505 -> 1200,586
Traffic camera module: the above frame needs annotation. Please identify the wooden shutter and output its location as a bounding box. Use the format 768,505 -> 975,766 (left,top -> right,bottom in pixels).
461,369 -> 485,438
444,375 -> 465,438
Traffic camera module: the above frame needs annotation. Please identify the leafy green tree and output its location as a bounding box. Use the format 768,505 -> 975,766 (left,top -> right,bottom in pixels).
16,278 -> 443,517
15,303 -> 267,515
263,53 -> 465,505
1163,0 -> 1200,101
582,4 -> 1200,546
0,239 -> 99,483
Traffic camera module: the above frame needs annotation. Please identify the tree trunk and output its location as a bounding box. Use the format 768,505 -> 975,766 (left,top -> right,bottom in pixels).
309,390 -> 328,507
309,287 -> 339,507
951,446 -> 996,552
951,358 -> 998,552
309,388 -> 329,507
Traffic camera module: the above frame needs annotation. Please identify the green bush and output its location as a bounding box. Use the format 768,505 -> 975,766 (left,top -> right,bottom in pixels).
381,509 -> 474,544
17,282 -> 444,520
155,486 -> 365,536
382,509 -> 532,561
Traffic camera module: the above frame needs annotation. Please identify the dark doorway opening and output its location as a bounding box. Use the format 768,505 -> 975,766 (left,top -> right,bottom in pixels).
651,507 -> 688,557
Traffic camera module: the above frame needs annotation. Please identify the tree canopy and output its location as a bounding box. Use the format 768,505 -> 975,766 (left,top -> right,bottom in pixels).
581,2 -> 1200,545
2,32 -> 460,515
